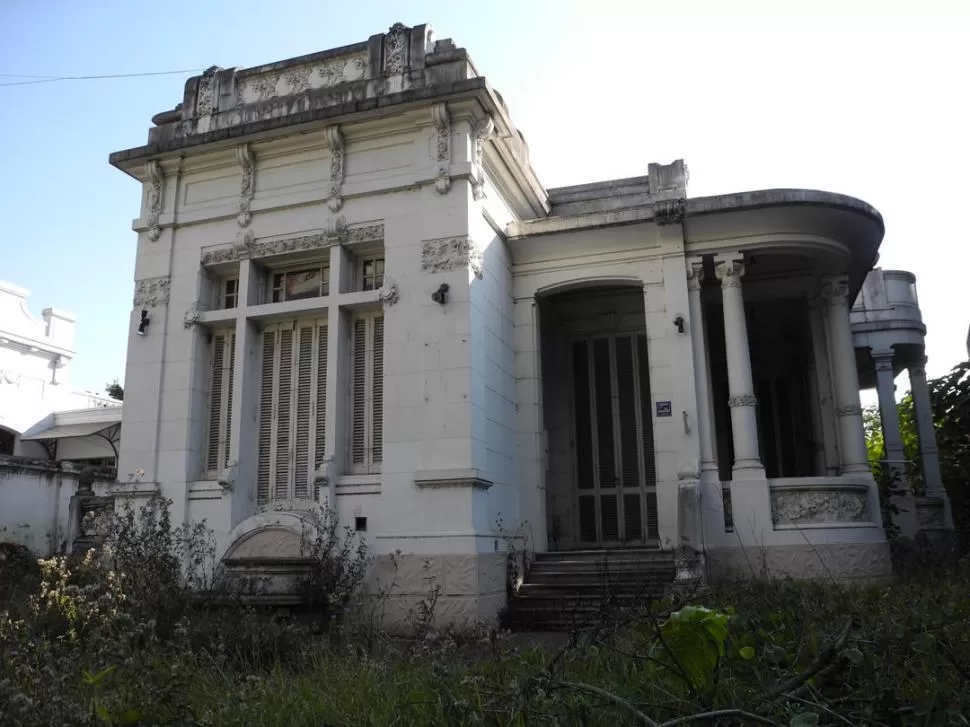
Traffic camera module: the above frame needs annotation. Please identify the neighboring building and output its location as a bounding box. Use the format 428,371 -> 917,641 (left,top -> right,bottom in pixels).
0,281 -> 121,552
105,23 -> 947,624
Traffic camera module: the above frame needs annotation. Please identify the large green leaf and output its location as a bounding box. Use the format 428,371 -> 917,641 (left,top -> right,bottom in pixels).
657,606 -> 731,691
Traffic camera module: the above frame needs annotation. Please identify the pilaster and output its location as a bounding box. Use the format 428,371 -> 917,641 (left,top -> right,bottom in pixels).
872,348 -> 917,537
807,297 -> 840,475
909,357 -> 954,530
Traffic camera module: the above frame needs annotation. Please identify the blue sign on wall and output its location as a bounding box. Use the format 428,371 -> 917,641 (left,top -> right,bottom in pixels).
656,401 -> 672,417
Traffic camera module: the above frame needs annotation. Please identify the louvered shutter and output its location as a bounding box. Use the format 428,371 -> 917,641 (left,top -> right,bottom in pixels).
294,325 -> 313,499
275,327 -> 293,500
205,332 -> 235,476
351,318 -> 367,466
256,330 -> 275,506
314,324 -> 328,498
372,315 -> 383,464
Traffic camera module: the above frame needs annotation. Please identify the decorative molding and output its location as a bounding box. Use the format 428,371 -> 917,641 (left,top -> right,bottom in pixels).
472,116 -> 494,201
133,276 -> 171,307
871,349 -> 895,372
421,236 -> 484,279
236,144 -> 255,227
820,276 -> 850,304
378,277 -> 400,307
836,403 -> 863,418
654,198 -> 686,225
414,476 -> 493,490
196,66 -> 218,116
431,103 -> 451,194
685,258 -> 705,291
728,394 -> 758,408
713,253 -> 745,287
383,23 -> 410,74
218,460 -> 238,492
325,126 -> 345,212
145,161 -> 164,241
183,301 -> 205,329
770,486 -> 869,526
201,221 -> 384,266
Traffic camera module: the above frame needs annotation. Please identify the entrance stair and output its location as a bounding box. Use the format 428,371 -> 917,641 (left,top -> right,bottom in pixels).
501,548 -> 677,632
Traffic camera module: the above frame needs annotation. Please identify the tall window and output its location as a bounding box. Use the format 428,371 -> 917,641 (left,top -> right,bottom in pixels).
350,311 -> 383,474
256,318 -> 328,505
204,331 -> 236,477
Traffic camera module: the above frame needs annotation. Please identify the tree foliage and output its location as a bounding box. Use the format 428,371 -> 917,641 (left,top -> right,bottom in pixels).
105,380 -> 124,401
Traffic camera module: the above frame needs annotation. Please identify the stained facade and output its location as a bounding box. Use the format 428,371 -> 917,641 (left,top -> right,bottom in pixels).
107,23 -> 951,624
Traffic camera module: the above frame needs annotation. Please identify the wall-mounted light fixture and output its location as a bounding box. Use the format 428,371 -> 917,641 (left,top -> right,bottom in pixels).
431,283 -> 449,305
673,315 -> 685,334
137,309 -> 150,336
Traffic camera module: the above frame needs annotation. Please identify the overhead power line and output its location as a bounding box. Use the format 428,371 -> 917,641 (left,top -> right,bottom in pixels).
0,69 -> 202,87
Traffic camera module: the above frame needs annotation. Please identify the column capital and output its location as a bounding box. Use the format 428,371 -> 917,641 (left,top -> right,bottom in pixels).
713,252 -> 745,288
909,354 -> 928,377
871,348 -> 895,372
819,275 -> 850,304
686,257 -> 705,291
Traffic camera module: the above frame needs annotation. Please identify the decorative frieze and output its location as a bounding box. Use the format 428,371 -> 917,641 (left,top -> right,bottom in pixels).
201,221 -> 384,266
325,126 -> 345,212
133,276 -> 171,307
431,103 -> 451,194
770,486 -> 869,526
421,236 -> 484,279
383,23 -> 410,74
232,53 -> 368,108
728,394 -> 758,408
145,161 -> 164,241
472,117 -> 494,201
236,144 -> 255,227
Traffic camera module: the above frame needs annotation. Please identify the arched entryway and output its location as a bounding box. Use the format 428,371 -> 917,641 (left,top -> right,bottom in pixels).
538,283 -> 658,550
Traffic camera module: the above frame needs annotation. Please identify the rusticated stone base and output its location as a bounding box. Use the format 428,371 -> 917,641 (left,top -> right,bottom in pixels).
706,541 -> 892,584
365,552 -> 508,631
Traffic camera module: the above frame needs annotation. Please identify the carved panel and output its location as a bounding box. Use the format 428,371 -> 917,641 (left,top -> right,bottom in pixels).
421,237 -> 485,279
431,103 -> 451,194
196,67 -> 218,116
133,276 -> 171,307
236,144 -> 255,227
325,126 -> 345,212
145,161 -> 164,241
472,117 -> 494,201
201,222 -> 384,266
383,23 -> 410,74
233,53 -> 368,107
770,486 -> 869,526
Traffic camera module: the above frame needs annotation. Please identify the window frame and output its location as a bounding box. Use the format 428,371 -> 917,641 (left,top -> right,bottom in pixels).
203,330 -> 236,480
269,264 -> 331,303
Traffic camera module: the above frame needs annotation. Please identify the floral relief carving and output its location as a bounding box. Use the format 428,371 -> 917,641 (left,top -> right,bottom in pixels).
383,23 -> 409,74
145,161 -> 164,241
431,103 -> 451,194
195,66 -> 219,117
200,222 -> 384,266
728,394 -> 758,408
378,276 -> 400,307
133,276 -> 171,307
421,237 -> 484,279
472,117 -> 494,201
325,125 -> 345,212
183,301 -> 205,329
283,67 -> 311,94
770,487 -> 869,526
232,53 -> 367,107
236,144 -> 255,227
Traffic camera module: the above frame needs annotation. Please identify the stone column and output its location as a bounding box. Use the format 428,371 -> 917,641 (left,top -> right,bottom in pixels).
687,258 -> 724,548
872,348 -> 917,537
713,253 -> 764,481
909,357 -> 954,529
820,277 -> 870,474
808,298 -> 840,475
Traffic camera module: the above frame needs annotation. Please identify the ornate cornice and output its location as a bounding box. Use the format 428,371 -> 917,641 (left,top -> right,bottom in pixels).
472,117 -> 494,201
728,394 -> 758,408
146,161 -> 164,241
655,198 -> 686,226
325,125 -> 345,212
836,403 -> 863,418
421,236 -> 484,280
236,144 -> 255,227
201,221 -> 384,266
133,276 -> 170,307
431,103 -> 451,194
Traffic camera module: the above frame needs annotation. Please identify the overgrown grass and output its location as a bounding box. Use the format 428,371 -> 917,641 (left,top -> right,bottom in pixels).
2,500 -> 969,725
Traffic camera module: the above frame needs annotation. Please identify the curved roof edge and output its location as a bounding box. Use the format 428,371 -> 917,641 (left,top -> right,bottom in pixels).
687,188 -> 884,232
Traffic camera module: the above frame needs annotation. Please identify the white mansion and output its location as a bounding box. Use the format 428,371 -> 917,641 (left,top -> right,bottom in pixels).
106,23 -> 952,624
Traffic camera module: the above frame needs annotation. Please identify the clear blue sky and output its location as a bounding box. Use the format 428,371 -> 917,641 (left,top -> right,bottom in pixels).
2,0 -> 967,397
